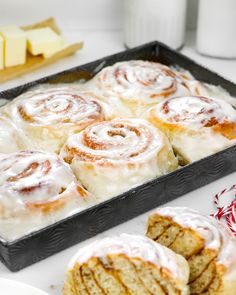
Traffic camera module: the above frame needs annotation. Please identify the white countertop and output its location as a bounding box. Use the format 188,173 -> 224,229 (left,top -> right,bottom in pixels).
0,30 -> 236,295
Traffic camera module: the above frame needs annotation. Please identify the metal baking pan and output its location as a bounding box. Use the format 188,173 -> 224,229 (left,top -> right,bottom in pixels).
1,41 -> 236,272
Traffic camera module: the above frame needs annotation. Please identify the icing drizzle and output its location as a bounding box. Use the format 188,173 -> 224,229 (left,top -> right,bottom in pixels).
157,96 -> 236,128
61,118 -> 164,164
154,207 -> 236,270
6,87 -> 110,127
95,60 -> 190,103
68,234 -> 189,284
0,151 -> 88,216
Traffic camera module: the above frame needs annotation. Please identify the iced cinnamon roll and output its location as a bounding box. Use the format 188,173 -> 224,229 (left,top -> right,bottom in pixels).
147,95 -> 236,164
147,207 -> 236,294
60,118 -> 177,200
0,151 -> 95,241
63,234 -> 189,295
86,60 -> 190,116
3,86 -> 115,153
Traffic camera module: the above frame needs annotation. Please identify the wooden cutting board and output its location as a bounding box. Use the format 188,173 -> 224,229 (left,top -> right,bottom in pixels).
0,17 -> 83,83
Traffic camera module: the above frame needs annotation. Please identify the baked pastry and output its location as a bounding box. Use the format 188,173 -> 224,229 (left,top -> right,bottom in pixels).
146,207 -> 236,294
0,150 -> 95,241
147,95 -> 236,164
63,234 -> 190,295
3,86 -> 116,153
60,118 -> 178,200
86,60 -> 190,116
0,115 -> 29,153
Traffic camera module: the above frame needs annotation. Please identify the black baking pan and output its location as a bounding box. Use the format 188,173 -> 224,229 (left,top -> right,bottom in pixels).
1,41 -> 236,272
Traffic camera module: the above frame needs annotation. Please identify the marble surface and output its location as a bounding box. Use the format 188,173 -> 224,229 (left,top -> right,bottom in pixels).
0,29 -> 236,295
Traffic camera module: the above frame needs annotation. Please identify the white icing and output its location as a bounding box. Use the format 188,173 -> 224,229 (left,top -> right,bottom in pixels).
0,151 -> 96,242
155,96 -> 236,128
147,95 -> 236,162
171,128 -> 233,163
68,233 -> 189,285
0,116 -> 30,153
64,118 -> 163,163
202,84 -> 236,108
86,60 -> 190,116
2,87 -> 115,153
154,207 -> 236,271
5,87 -> 110,126
60,118 -> 177,200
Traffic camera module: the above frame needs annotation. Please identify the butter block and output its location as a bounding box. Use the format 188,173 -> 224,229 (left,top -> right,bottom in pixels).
0,25 -> 26,67
43,40 -> 68,58
0,35 -> 3,70
26,27 -> 63,57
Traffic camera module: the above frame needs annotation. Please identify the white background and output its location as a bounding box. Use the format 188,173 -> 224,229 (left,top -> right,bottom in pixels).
0,0 -> 198,30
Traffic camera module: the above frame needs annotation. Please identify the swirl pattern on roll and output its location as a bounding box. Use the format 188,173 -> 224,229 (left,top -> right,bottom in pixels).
147,96 -> 236,163
60,118 -> 177,199
87,60 -> 190,116
3,86 -> 115,153
152,96 -> 236,139
0,151 -> 95,241
64,119 -> 161,162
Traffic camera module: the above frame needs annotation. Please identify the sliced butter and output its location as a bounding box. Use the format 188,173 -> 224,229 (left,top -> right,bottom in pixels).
26,27 -> 63,57
43,40 -> 69,58
0,35 -> 3,70
0,25 -> 26,67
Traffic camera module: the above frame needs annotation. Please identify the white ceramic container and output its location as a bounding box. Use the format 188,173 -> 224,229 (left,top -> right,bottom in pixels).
197,0 -> 236,58
124,0 -> 187,49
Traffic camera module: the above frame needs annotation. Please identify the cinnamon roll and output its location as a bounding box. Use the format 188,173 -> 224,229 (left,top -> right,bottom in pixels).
63,234 -> 190,295
147,207 -> 236,294
147,95 -> 236,164
86,60 -> 190,116
0,151 -> 95,241
3,86 -> 115,154
60,118 -> 178,200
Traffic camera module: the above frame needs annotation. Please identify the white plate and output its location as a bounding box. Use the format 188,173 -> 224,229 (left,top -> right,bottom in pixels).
0,278 -> 50,295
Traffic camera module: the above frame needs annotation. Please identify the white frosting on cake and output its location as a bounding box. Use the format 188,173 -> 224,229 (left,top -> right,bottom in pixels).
0,151 -> 75,205
68,234 -> 189,285
154,207 -> 236,271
